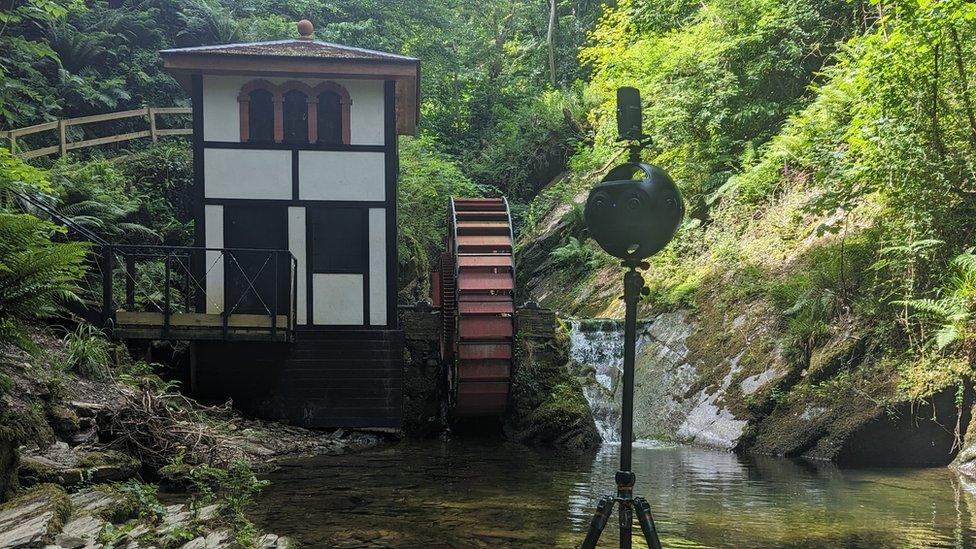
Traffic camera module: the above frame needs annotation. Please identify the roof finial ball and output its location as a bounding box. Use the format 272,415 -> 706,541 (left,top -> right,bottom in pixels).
297,19 -> 314,40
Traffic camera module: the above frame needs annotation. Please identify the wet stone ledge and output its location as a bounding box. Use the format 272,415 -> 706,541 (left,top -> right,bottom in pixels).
517,304 -> 556,340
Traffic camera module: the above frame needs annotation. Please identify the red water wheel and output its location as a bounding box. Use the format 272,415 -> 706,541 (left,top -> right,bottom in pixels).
436,197 -> 516,418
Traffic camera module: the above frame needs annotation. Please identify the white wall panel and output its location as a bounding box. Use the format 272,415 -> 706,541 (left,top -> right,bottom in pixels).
344,79 -> 384,145
312,274 -> 364,325
368,208 -> 387,325
205,149 -> 291,200
288,207 -> 307,325
204,205 -> 224,314
202,76 -> 241,142
298,151 -> 385,201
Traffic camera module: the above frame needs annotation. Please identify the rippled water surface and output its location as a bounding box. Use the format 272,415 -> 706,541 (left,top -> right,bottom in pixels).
250,440 -> 976,548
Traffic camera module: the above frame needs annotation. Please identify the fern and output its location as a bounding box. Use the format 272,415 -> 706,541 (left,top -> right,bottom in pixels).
0,213 -> 88,350
898,249 -> 976,351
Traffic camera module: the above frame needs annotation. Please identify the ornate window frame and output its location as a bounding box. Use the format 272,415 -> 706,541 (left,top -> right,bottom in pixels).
237,80 -> 352,145
312,81 -> 352,145
237,79 -> 278,142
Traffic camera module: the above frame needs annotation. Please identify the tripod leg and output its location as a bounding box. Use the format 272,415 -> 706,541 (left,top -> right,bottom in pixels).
619,500 -> 632,549
633,497 -> 663,549
581,496 -> 616,549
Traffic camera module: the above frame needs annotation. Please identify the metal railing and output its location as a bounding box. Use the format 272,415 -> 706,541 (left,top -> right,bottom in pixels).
1,107 -> 191,159
94,244 -> 298,339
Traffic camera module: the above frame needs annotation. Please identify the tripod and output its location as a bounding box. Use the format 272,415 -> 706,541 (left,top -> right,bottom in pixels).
581,261 -> 664,549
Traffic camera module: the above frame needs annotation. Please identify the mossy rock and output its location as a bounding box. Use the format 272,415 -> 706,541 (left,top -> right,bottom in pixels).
0,483 -> 73,547
71,485 -> 140,523
505,324 -> 600,451
46,405 -> 81,439
20,449 -> 140,487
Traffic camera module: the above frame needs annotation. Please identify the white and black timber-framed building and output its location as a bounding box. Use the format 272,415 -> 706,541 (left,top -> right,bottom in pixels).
158,20 -> 418,427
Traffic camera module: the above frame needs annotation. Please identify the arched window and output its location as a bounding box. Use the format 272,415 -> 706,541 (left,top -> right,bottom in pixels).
247,89 -> 275,143
312,82 -> 351,145
282,90 -> 309,144
316,91 -> 342,145
238,80 -> 350,146
238,80 -> 276,143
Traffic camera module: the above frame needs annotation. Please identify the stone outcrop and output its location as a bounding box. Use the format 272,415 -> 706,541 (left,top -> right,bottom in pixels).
19,442 -> 140,487
567,308 -> 969,466
0,484 -> 71,548
505,311 -> 600,450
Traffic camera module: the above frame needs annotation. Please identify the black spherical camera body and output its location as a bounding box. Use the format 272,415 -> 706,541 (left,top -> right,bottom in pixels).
584,163 -> 684,260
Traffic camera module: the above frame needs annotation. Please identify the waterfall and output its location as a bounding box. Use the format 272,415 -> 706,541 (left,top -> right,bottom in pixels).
567,319 -> 651,443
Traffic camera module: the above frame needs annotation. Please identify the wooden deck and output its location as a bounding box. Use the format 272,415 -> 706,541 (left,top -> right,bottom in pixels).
114,311 -> 291,341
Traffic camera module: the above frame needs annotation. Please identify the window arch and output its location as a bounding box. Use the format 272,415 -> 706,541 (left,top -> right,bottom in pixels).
237,80 -> 276,143
237,80 -> 351,145
312,82 -> 351,145
316,91 -> 342,145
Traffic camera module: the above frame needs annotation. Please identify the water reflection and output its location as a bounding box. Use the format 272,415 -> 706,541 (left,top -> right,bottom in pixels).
250,440 -> 975,548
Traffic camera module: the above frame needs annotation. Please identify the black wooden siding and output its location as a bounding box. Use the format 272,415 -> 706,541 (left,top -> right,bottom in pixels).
194,329 -> 403,428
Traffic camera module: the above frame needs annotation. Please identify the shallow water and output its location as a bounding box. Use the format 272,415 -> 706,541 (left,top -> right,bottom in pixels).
250,440 -> 976,548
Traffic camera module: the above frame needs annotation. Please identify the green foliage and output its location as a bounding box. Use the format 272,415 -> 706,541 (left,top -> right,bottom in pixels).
0,212 -> 88,350
0,147 -> 53,196
50,156 -> 159,243
397,136 -> 479,301
465,89 -> 587,200
580,0 -> 858,210
0,0 -> 84,125
899,249 -> 976,354
115,479 -> 166,523
63,323 -> 113,380
550,236 -> 606,273
185,461 -> 270,547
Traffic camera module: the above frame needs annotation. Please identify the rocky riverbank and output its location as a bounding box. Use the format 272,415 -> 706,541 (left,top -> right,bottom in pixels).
0,328 -> 386,547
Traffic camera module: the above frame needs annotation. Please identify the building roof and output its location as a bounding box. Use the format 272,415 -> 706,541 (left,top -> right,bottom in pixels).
160,21 -> 420,135
160,39 -> 418,63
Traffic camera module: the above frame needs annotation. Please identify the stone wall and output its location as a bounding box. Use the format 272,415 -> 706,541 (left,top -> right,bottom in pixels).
400,308 -> 446,437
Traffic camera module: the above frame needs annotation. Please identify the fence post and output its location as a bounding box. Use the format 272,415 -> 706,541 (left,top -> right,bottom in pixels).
292,256 -> 298,334
102,246 -> 114,327
163,254 -> 171,335
125,254 -> 136,309
272,251 -> 278,338
58,119 -> 67,156
148,107 -> 158,143
183,254 -> 191,313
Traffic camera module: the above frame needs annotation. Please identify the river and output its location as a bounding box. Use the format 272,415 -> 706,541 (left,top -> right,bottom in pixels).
250,439 -> 976,548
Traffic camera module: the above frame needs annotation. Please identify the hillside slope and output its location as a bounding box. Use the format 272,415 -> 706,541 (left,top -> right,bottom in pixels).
518,0 -> 976,466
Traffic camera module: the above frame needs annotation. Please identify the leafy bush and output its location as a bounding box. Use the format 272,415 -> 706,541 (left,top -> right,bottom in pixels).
397,136 -> 479,301
465,89 -> 586,201
899,250 -> 976,355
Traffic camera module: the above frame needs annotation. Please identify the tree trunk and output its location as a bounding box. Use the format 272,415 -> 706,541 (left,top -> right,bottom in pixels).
547,0 -> 557,87
949,25 -> 976,148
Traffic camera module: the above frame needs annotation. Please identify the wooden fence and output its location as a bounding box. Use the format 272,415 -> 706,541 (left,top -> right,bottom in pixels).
0,107 -> 192,159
